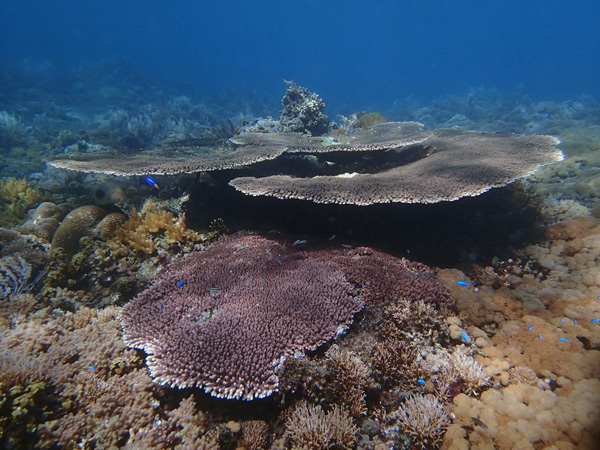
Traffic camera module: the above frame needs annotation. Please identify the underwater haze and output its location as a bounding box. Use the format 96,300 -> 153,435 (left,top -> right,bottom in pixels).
3,1 -> 600,449
1,0 -> 600,109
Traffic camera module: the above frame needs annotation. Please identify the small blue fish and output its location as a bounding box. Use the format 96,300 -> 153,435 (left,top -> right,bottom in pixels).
461,332 -> 470,343
574,319 -> 578,324
528,325 -> 534,331
560,318 -> 565,322
177,280 -> 184,287
208,287 -> 221,292
292,239 -> 308,246
145,177 -> 160,189
89,366 -> 95,370
558,337 -> 569,342
591,318 -> 600,323
457,281 -> 470,286
274,257 -> 282,265
537,334 -> 543,339
342,244 -> 353,249
417,379 -> 426,384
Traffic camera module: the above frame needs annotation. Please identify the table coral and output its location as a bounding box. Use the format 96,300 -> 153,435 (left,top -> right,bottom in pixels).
120,232 -> 362,400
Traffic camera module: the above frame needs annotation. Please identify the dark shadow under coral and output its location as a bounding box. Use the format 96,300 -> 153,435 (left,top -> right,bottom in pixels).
185,172 -> 544,268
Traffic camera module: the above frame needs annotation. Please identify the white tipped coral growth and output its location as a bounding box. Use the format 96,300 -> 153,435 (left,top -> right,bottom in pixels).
391,394 -> 450,449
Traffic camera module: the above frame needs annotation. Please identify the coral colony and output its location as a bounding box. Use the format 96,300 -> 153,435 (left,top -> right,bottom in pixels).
1,79 -> 600,449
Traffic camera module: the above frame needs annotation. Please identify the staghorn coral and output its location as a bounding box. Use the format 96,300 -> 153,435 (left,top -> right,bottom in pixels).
120,232 -> 362,400
388,394 -> 450,449
372,338 -> 423,390
0,177 -> 45,227
423,347 -> 490,399
323,345 -> 372,417
239,420 -> 270,450
284,402 -> 357,449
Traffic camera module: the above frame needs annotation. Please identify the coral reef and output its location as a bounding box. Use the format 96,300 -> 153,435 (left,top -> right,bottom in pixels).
0,255 -> 32,301
120,232 -> 362,400
387,394 -> 450,449
107,198 -> 203,257
17,202 -> 68,241
230,127 -> 562,205
280,81 -> 330,136
2,68 -> 600,448
51,205 -> 109,254
0,178 -> 45,227
283,402 -> 357,449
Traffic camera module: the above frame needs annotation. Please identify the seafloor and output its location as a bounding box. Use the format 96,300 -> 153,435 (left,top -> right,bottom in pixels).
1,63 -> 599,449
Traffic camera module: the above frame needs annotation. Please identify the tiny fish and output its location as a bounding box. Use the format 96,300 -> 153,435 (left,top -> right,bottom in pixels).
560,318 -> 565,322
417,379 -> 426,384
274,257 -> 282,265
342,244 -> 353,249
528,325 -> 534,331
461,332 -> 470,343
292,239 -> 308,246
591,318 -> 600,323
558,337 -> 569,342
89,366 -> 95,370
207,287 -> 221,292
145,177 -> 159,189
537,334 -> 543,339
328,234 -> 336,241
177,280 -> 184,287
574,319 -> 578,324
456,281 -> 470,286
471,417 -> 488,429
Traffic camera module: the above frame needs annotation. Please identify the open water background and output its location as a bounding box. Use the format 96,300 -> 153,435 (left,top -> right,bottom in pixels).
1,0 -> 599,111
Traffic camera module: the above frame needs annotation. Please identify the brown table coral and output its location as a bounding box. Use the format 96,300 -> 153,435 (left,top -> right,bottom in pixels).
48,121 -> 563,206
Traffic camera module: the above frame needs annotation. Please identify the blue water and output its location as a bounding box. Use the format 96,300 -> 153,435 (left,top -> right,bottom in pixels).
1,0 -> 599,111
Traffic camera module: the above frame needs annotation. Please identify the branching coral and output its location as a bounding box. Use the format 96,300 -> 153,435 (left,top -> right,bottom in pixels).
108,199 -> 204,256
388,394 -> 450,449
372,338 -> 423,390
424,347 -> 490,398
324,345 -> 372,417
284,402 -> 357,449
239,420 -> 269,450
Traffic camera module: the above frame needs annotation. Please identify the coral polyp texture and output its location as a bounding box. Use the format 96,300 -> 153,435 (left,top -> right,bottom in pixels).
119,232 -> 362,400
230,128 -> 563,205
47,121 -> 562,205
119,232 -> 454,401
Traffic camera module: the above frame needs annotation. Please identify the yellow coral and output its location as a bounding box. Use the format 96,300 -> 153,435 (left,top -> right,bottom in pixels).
0,178 -> 45,227
108,199 -> 203,256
